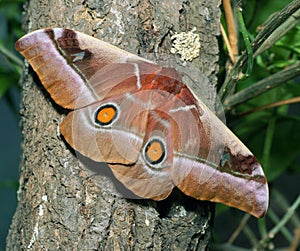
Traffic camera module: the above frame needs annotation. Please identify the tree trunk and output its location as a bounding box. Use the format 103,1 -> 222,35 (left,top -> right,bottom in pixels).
7,0 -> 220,250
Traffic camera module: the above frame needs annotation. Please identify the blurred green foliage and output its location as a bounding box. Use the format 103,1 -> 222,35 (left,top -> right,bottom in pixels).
0,1 -> 24,249
216,0 -> 300,249
228,2 -> 300,182
0,0 -> 23,109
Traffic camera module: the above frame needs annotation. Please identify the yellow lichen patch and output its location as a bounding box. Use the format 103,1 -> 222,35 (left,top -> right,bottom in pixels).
170,27 -> 201,62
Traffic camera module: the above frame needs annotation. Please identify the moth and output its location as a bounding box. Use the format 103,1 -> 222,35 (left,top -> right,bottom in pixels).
16,28 -> 268,218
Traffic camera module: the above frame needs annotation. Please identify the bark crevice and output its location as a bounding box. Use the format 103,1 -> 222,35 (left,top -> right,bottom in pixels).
7,0 -> 220,250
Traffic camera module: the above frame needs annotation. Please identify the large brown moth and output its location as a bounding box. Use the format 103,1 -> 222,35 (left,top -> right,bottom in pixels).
16,28 -> 268,218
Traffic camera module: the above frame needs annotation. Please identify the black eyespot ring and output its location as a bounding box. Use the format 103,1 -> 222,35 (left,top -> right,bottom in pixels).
144,138 -> 166,166
94,103 -> 118,126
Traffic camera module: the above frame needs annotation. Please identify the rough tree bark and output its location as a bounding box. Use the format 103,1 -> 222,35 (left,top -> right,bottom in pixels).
7,0 -> 220,250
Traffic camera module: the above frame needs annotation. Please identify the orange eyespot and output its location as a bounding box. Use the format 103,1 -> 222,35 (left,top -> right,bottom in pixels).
95,104 -> 118,126
144,139 -> 165,165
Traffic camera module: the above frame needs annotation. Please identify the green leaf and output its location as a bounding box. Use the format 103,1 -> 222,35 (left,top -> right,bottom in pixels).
275,26 -> 300,53
0,76 -> 12,98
